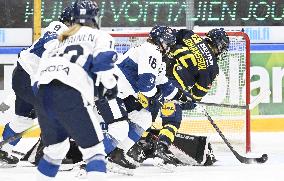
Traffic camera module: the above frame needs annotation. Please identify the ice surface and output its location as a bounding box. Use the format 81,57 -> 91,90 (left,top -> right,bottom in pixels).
1,132 -> 284,181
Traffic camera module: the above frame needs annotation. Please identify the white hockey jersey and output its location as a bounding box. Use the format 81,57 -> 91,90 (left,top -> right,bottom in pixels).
18,21 -> 68,77
35,26 -> 117,106
115,41 -> 176,99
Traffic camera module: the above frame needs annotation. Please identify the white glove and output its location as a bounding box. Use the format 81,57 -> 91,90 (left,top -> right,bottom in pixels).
96,70 -> 117,89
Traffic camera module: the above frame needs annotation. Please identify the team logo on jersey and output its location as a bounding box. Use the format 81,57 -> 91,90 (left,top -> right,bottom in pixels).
161,102 -> 176,116
137,92 -> 149,108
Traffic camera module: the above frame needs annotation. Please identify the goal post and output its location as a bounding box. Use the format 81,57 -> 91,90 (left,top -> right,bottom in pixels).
110,31 -> 251,153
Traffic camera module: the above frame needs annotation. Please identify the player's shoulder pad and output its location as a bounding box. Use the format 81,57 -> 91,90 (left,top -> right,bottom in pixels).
43,21 -> 68,35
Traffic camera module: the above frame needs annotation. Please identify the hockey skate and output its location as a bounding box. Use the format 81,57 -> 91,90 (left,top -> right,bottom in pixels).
108,147 -> 138,169
127,139 -> 155,163
0,149 -> 19,168
153,141 -> 181,166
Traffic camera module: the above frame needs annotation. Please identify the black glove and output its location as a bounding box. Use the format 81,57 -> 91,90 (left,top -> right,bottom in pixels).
173,89 -> 195,103
103,85 -> 118,100
96,83 -> 118,103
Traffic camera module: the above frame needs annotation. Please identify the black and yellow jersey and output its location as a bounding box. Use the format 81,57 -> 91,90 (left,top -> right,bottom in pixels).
165,29 -> 219,101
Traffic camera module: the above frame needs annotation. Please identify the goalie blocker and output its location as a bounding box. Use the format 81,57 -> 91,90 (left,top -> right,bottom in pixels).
127,129 -> 217,166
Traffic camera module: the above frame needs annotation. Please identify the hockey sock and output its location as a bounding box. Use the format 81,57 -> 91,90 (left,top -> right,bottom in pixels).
86,154 -> 107,181
118,122 -> 144,152
37,156 -> 60,180
86,154 -> 106,173
158,124 -> 178,146
103,133 -> 119,154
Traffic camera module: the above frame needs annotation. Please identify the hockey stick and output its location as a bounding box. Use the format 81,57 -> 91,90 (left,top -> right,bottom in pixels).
203,109 -> 268,164
197,89 -> 271,110
0,124 -> 39,148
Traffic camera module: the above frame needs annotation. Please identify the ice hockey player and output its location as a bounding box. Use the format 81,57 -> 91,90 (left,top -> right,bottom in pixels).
127,27 -> 230,166
97,25 -> 196,171
33,0 -> 118,180
0,6 -> 72,167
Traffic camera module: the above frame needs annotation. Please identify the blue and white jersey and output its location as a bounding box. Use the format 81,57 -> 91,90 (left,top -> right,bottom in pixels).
35,26 -> 117,106
115,41 -> 176,99
18,21 -> 68,77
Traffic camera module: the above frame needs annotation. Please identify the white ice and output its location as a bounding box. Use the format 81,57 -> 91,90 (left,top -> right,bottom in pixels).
1,132 -> 284,181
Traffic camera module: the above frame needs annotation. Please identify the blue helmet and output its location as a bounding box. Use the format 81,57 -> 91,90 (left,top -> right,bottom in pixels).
149,25 -> 176,53
206,28 -> 229,55
59,6 -> 73,25
72,0 -> 100,27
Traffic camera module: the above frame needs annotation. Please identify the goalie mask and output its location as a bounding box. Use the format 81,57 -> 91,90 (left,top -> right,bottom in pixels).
72,0 -> 100,28
149,25 -> 176,54
205,28 -> 229,56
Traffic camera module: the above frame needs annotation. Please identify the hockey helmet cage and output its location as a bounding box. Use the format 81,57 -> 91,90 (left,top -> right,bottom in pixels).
59,6 -> 73,26
149,25 -> 176,51
72,0 -> 100,27
206,28 -> 229,55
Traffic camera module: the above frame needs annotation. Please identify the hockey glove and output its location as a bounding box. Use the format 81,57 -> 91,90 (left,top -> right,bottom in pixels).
173,89 -> 195,103
96,74 -> 118,102
97,83 -> 118,103
103,84 -> 118,100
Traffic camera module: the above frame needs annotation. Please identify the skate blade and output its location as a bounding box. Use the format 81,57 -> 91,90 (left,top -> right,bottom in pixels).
153,157 -> 176,173
0,162 -> 17,168
107,161 -> 134,176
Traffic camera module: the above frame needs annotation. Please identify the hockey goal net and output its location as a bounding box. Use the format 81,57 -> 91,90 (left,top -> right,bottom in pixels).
110,31 -> 250,153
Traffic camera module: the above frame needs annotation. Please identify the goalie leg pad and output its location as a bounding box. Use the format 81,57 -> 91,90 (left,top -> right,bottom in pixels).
171,133 -> 210,165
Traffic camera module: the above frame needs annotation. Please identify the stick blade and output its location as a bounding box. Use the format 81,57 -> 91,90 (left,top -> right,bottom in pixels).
237,154 -> 268,164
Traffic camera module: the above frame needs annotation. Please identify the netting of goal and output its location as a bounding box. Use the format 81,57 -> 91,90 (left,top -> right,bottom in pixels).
110,31 -> 250,153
